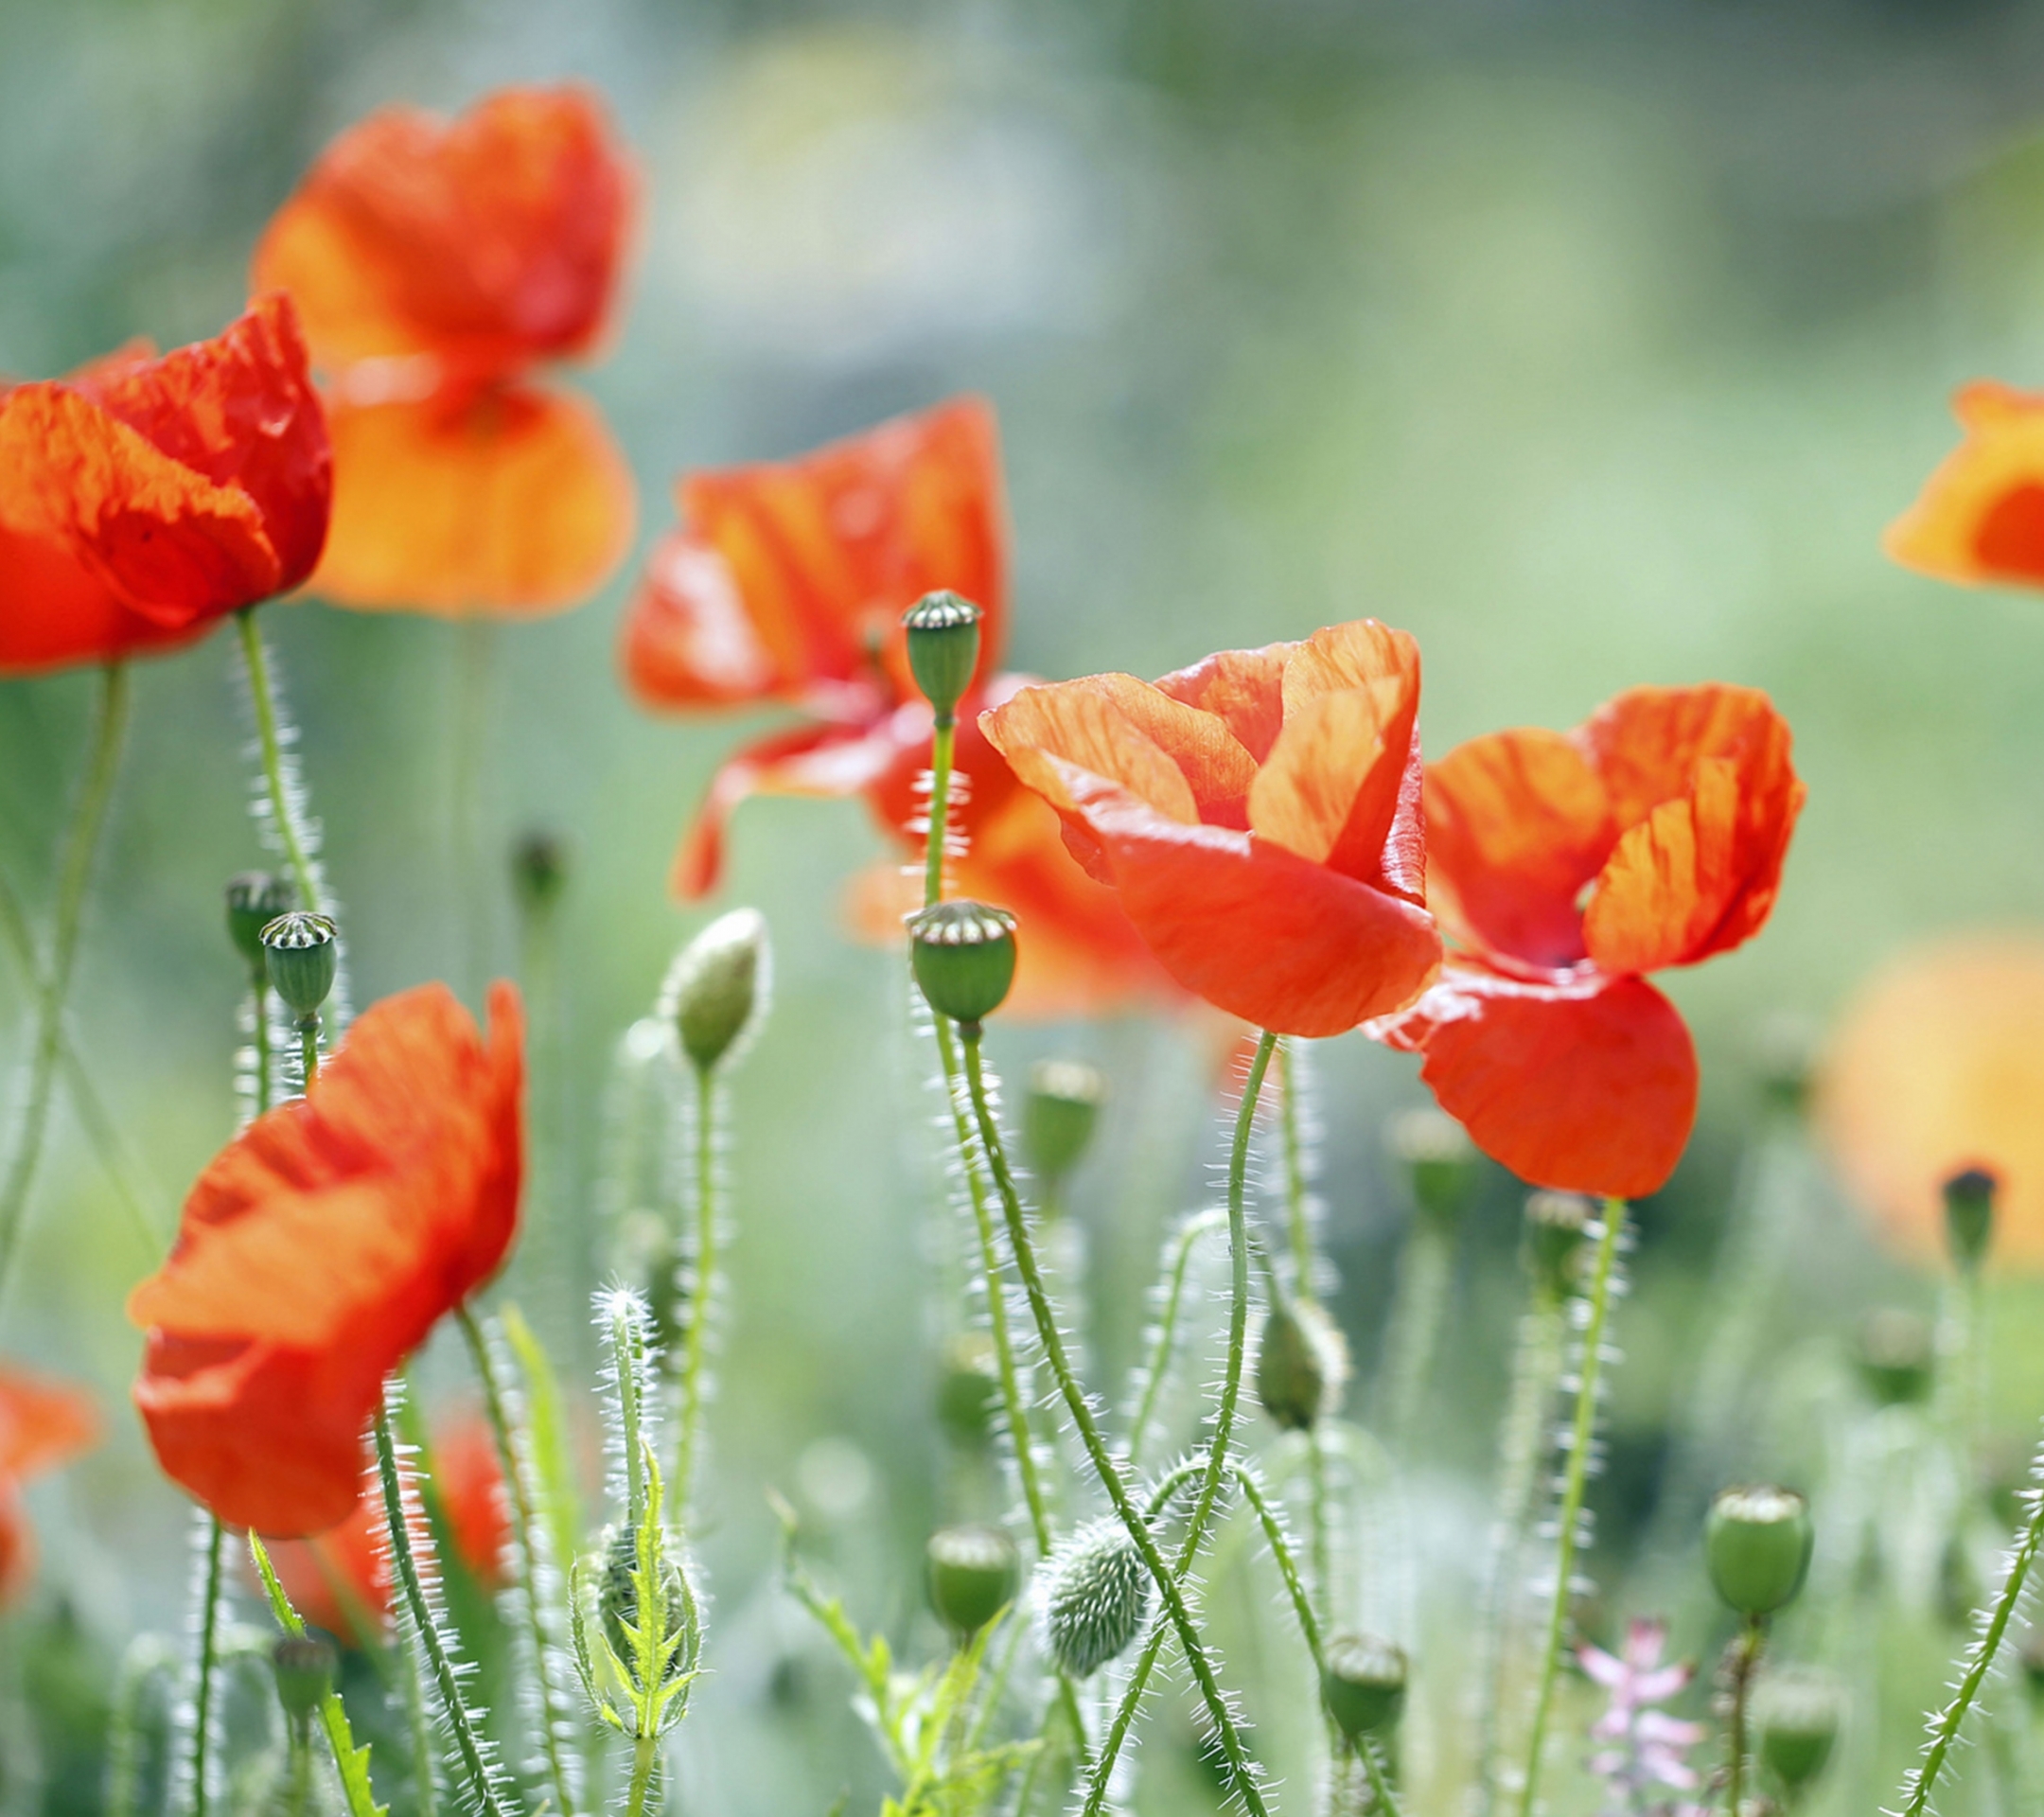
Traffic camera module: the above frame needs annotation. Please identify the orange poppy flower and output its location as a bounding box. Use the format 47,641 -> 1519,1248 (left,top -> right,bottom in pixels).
0,294 -> 331,676
623,397 -> 1176,1016
264,1415 -> 510,1645
254,86 -> 636,615
1816,935 -> 2044,1266
978,621 -> 1442,1037
1885,383 -> 2044,590
1368,684 -> 1805,1198
129,981 -> 523,1537
0,1365 -> 97,1603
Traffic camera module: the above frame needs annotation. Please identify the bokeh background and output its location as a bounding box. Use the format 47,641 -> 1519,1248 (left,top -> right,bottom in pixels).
7,0 -> 2044,1811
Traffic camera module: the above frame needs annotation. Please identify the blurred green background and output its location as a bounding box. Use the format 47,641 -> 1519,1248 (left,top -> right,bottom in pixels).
6,0 -> 2044,1810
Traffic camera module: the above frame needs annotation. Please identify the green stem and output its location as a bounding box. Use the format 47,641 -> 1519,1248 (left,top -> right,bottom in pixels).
298,1018 -> 319,1090
373,1402 -> 509,1817
458,1307 -> 578,1817
625,1737 -> 658,1817
961,1025 -> 1274,1817
452,619 -> 496,1002
252,980 -> 273,1118
183,1515 -> 226,1817
676,1061 -> 716,1521
1126,1208 -> 1227,1469
924,714 -> 955,908
1276,1040 -> 1313,1295
0,661 -> 130,1302
1378,1208 -> 1454,1454
1516,1198 -> 1627,1817
284,1720 -> 313,1817
1725,1615 -> 1763,1815
236,611 -> 321,914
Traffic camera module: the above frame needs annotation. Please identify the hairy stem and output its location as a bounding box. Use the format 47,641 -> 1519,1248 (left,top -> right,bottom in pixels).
625,1736 -> 659,1817
1126,1208 -> 1227,1470
675,1061 -> 716,1522
1725,1616 -> 1763,1815
236,611 -> 321,914
181,1515 -> 226,1817
248,1535 -> 384,1817
924,714 -> 955,907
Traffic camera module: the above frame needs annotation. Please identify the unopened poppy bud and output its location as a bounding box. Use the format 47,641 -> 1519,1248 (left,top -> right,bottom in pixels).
927,1524 -> 1020,1637
511,830 -> 569,917
1943,1167 -> 1998,1273
1321,1632 -> 1407,1740
666,908 -> 769,1072
1041,1520 -> 1149,1676
225,873 -> 294,972
599,1522 -> 701,1690
271,1632 -> 336,1725
936,1332 -> 1000,1449
1706,1486 -> 1813,1616
1856,1309 -> 1933,1407
260,912 -> 338,1022
902,591 -> 983,718
907,900 -> 1016,1029
1256,1297 -> 1348,1433
1024,1060 -> 1106,1189
1754,1667 -> 1842,1798
1522,1191 -> 1592,1298
1387,1108 -> 1478,1225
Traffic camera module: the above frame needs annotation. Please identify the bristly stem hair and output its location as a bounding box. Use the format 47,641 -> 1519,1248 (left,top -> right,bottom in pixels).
674,1059 -> 718,1525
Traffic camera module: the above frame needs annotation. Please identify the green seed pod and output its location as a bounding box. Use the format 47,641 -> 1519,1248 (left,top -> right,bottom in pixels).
1321,1631 -> 1408,1740
260,912 -> 339,1021
1943,1167 -> 1998,1274
1041,1520 -> 1150,1676
225,873 -> 294,972
902,591 -> 984,717
1386,1108 -> 1478,1226
510,830 -> 569,917
907,900 -> 1016,1029
1023,1059 -> 1106,1190
1754,1667 -> 1843,1798
927,1524 -> 1020,1637
666,908 -> 769,1071
1256,1296 -> 1348,1433
1856,1308 -> 1933,1407
1522,1191 -> 1592,1299
1706,1486 -> 1814,1616
270,1632 -> 336,1725
935,1332 -> 1001,1449
599,1521 -> 701,1690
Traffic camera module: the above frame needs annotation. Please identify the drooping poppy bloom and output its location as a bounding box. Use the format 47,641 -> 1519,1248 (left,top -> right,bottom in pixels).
0,1365 -> 97,1603
979,620 -> 1443,1036
254,86 -> 636,615
1367,684 -> 1805,1199
264,1415 -> 510,1645
1816,936 -> 2044,1266
1885,383 -> 2044,591
0,294 -> 331,677
129,981 -> 523,1536
623,397 -> 1178,1016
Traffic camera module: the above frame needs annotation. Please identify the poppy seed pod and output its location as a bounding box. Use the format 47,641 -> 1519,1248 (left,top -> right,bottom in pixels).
902,590 -> 983,718
511,830 -> 569,917
225,873 -> 294,972
1386,1108 -> 1479,1226
271,1632 -> 336,1726
935,1332 -> 1000,1450
1943,1167 -> 1998,1273
1041,1520 -> 1150,1677
1024,1060 -> 1106,1189
927,1525 -> 1020,1637
1522,1191 -> 1592,1299
1256,1297 -> 1348,1433
667,908 -> 769,1072
1856,1309 -> 1934,1407
1321,1632 -> 1408,1740
599,1521 -> 701,1690
1706,1485 -> 1813,1615
1754,1667 -> 1843,1798
260,912 -> 339,1022
907,900 -> 1017,1030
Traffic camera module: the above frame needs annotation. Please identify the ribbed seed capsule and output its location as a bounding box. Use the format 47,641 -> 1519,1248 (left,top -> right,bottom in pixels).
1321,1631 -> 1407,1740
1754,1666 -> 1842,1797
1386,1107 -> 1478,1225
907,900 -> 1016,1028
1041,1520 -> 1149,1676
260,912 -> 338,1021
927,1525 -> 1020,1637
935,1332 -> 1001,1449
1705,1485 -> 1813,1615
225,873 -> 294,972
1522,1190 -> 1592,1298
1023,1059 -> 1106,1189
902,591 -> 984,716
1856,1308 -> 1933,1407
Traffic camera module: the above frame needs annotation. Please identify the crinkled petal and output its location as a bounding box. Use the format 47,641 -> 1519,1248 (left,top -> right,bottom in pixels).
1374,966 -> 1697,1197
310,384 -> 634,614
1885,382 -> 2044,590
983,679 -> 1208,829
621,527 -> 784,707
0,520 -> 210,676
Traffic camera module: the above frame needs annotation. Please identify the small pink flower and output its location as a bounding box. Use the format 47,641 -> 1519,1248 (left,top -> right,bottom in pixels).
1578,1618 -> 1708,1817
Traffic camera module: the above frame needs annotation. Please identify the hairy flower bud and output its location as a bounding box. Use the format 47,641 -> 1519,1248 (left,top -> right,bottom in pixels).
260,912 -> 338,1021
1856,1308 -> 1933,1407
1386,1108 -> 1478,1226
1041,1520 -> 1149,1677
1706,1485 -> 1813,1616
1522,1191 -> 1592,1299
1321,1632 -> 1407,1740
225,873 -> 293,972
270,1632 -> 336,1727
666,908 -> 769,1071
1256,1297 -> 1348,1433
927,1524 -> 1020,1638
599,1521 -> 701,1691
1944,1166 -> 1998,1273
907,900 -> 1016,1029
902,591 -> 983,717
1754,1666 -> 1842,1798
1023,1059 -> 1106,1190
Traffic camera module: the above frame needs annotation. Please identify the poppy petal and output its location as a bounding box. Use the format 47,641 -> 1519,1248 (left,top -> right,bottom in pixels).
0,520 -> 207,676
620,529 -> 784,707
310,385 -> 634,614
983,679 -> 1208,828
1374,967 -> 1697,1197
1154,645 -> 1290,763
0,1367 -> 98,1482
1884,381 -> 2044,589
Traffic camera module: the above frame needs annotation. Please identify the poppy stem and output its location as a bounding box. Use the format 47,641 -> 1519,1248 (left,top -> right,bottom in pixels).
1125,1208 -> 1228,1470
674,1060 -> 717,1525
1723,1613 -> 1764,1814
1274,1039 -> 1336,1622
235,611 -> 322,915
960,1022 -> 1277,1817
0,659 -> 130,1307
298,1017 -> 320,1090
177,1512 -> 226,1817
624,1736 -> 659,1817
1515,1197 -> 1628,1817
923,712 -> 955,907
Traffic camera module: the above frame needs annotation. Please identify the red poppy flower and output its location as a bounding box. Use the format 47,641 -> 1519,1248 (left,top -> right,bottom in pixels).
623,397 -> 1177,1016
978,621 -> 1442,1037
0,1365 -> 97,1603
129,981 -> 523,1537
254,85 -> 636,615
0,295 -> 331,677
1368,684 -> 1805,1198
264,1415 -> 510,1645
1885,383 -> 2044,590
